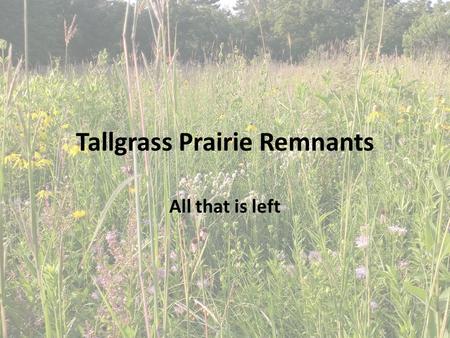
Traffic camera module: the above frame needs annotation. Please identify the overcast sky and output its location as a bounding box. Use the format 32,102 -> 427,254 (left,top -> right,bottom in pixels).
220,0 -> 236,10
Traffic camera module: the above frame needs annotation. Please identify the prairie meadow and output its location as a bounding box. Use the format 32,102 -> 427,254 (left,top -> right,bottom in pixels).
0,1 -> 450,337
1,48 -> 449,337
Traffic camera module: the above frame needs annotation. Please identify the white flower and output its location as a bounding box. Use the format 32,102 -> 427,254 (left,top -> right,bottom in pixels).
388,225 -> 407,236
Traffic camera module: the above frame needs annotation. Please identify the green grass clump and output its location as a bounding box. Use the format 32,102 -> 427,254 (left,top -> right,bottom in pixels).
0,54 -> 449,337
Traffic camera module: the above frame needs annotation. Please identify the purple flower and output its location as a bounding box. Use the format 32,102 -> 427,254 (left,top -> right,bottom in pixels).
355,265 -> 368,280
148,285 -> 155,295
355,235 -> 369,249
91,291 -> 99,301
308,250 -> 322,263
174,303 -> 186,316
388,225 -> 407,236
177,190 -> 187,199
169,250 -> 177,261
397,259 -> 409,271
190,238 -> 198,253
199,227 -> 208,241
157,268 -> 166,279
105,231 -> 118,247
120,165 -> 132,176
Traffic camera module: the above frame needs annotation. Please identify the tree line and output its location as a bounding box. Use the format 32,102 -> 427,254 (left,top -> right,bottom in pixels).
0,0 -> 449,65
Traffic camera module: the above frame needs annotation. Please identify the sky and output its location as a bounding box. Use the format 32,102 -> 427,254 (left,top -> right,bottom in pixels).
220,0 -> 237,10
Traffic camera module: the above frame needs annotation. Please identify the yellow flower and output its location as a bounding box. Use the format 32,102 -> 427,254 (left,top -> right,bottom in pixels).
62,144 -> 81,157
72,210 -> 86,219
61,123 -> 69,129
399,105 -> 412,113
38,144 -> 47,153
4,153 -> 28,169
31,111 -> 52,128
34,158 -> 52,168
36,190 -> 52,200
367,110 -> 386,123
437,95 -> 445,105
245,124 -> 258,133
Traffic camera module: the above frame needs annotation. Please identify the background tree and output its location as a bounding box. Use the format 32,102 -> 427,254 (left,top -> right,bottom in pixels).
172,0 -> 232,62
403,1 -> 450,56
0,0 -> 448,65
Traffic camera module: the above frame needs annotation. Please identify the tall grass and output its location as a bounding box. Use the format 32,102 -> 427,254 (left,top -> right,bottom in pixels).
0,21 -> 449,338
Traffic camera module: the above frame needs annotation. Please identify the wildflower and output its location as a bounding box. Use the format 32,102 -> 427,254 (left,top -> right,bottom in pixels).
83,321 -> 96,338
245,123 -> 258,133
157,268 -> 166,279
437,95 -> 445,105
367,105 -> 386,123
278,204 -> 288,211
169,250 -> 177,261
199,227 -> 208,241
177,190 -> 187,199
120,165 -> 132,176
4,153 -> 28,169
34,158 -> 52,168
72,210 -> 86,219
31,111 -> 53,128
387,225 -> 407,236
397,260 -> 409,271
355,265 -> 368,280
38,144 -> 47,153
370,300 -> 379,311
399,105 -> 412,113
355,234 -> 369,249
190,238 -> 198,253
62,144 -> 81,157
36,189 -> 52,200
196,278 -> 210,289
105,231 -> 118,247
440,123 -> 450,131
91,291 -> 99,301
174,303 -> 186,316
307,250 -> 322,263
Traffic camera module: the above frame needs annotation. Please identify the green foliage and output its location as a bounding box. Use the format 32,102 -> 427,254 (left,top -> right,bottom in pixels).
403,2 -> 450,56
1,53 -> 450,336
1,0 -> 448,64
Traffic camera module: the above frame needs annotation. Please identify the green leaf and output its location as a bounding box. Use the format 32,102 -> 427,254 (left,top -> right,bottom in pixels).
431,169 -> 444,195
403,281 -> 427,303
